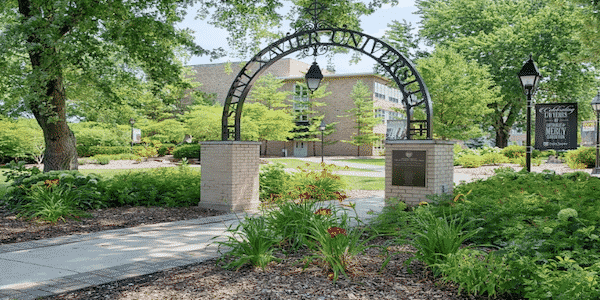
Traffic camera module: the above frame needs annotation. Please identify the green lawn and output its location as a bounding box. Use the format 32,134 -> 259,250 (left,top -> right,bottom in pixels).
341,175 -> 384,190
266,158 -> 375,172
333,158 -> 385,166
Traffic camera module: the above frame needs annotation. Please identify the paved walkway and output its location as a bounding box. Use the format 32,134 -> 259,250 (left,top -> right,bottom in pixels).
0,194 -> 386,300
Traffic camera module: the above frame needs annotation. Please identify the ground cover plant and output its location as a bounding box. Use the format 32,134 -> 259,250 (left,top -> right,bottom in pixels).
418,168 -> 600,299
0,162 -> 202,224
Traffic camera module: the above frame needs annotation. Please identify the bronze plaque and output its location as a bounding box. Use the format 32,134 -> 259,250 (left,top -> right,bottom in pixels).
392,150 -> 426,187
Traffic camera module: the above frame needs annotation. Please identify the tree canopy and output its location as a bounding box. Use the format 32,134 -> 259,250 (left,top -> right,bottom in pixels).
416,0 -> 599,147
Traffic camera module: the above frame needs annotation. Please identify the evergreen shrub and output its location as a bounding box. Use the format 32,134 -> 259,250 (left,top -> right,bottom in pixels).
173,144 -> 201,159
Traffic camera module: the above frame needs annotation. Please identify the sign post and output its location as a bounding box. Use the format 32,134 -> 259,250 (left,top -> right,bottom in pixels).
534,103 -> 577,151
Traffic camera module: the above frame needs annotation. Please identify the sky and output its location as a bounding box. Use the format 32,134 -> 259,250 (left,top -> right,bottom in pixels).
178,0 -> 420,74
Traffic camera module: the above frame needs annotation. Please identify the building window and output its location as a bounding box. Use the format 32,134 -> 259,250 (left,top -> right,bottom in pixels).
293,84 -> 309,122
388,97 -> 399,103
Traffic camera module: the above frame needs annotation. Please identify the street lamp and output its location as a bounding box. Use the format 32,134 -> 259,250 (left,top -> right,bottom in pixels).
591,91 -> 600,175
129,118 -> 135,153
319,120 -> 326,163
518,55 -> 541,172
305,61 -> 323,92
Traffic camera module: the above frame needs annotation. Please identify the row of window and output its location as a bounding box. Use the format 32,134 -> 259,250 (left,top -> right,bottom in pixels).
374,82 -> 403,104
375,109 -> 405,123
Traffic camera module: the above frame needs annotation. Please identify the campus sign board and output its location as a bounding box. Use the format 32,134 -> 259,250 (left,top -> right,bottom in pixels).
132,128 -> 142,144
535,103 -> 577,150
392,150 -> 426,187
581,120 -> 596,147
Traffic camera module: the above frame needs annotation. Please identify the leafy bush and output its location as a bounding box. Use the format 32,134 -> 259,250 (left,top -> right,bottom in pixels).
1,167 -> 106,214
15,184 -> 93,224
173,144 -> 201,159
0,118 -> 44,163
259,162 -> 292,201
510,155 -> 542,167
481,152 -> 509,165
289,163 -> 348,202
157,143 -> 176,156
456,154 -> 483,168
101,165 -> 201,207
70,122 -> 129,147
566,147 -> 596,169
501,145 -> 541,159
94,155 -> 111,165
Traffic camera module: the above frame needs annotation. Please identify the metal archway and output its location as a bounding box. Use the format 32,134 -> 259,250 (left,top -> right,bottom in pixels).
221,26 -> 432,141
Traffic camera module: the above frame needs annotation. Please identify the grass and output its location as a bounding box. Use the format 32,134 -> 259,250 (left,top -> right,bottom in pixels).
341,175 -> 384,190
266,158 -> 375,172
334,158 -> 385,166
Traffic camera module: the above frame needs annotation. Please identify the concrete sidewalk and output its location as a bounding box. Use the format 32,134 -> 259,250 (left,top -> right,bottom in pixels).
0,194 -> 386,300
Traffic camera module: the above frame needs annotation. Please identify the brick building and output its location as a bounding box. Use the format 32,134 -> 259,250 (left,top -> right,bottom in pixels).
188,58 -> 406,157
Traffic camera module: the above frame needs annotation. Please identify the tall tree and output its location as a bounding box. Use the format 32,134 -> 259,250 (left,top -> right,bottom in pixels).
0,0 -> 219,171
341,80 -> 382,156
416,46 -> 499,140
416,0 -> 599,147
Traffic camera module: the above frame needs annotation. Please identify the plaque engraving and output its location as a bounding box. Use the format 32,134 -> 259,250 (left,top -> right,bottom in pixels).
392,150 -> 426,187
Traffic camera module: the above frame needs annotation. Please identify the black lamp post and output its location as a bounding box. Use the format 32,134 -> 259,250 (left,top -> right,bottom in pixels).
591,91 -> 600,175
319,120 -> 326,163
518,55 -> 541,172
129,118 -> 135,153
305,61 -> 323,92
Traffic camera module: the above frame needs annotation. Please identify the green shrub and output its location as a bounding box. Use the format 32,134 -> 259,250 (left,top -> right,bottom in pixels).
70,122 -> 129,147
566,147 -> 596,169
88,146 -> 131,156
1,167 -> 106,214
501,145 -> 541,159
481,152 -> 509,165
456,154 -> 483,168
0,118 -> 44,163
101,165 -> 201,207
94,155 -> 111,165
289,163 -> 348,202
259,162 -> 292,201
157,143 -> 176,156
173,144 -> 201,159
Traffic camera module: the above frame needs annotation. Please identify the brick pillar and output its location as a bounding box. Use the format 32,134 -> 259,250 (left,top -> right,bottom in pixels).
199,141 -> 261,213
385,140 -> 454,207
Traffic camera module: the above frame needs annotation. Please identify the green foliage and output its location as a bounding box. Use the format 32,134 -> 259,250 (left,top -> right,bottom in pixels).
366,197 -> 409,237
523,256 -> 600,300
70,122 -> 130,147
416,46 -> 498,140
416,0 -> 598,147
481,152 -> 510,165
84,146 -> 131,156
435,249 -> 514,297
15,184 -> 93,224
242,102 -> 296,142
212,216 -> 282,271
157,143 -> 175,156
289,163 -> 348,202
1,169 -> 106,214
172,144 -> 201,159
455,154 -> 483,168
259,162 -> 292,201
182,105 -> 222,141
0,118 -> 44,163
426,169 -> 600,297
566,147 -> 596,169
301,211 -> 378,284
101,166 -> 201,207
94,155 -> 111,165
408,207 -> 479,267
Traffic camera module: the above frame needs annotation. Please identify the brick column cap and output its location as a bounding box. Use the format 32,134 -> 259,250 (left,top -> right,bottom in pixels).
385,140 -> 455,145
200,141 -> 262,145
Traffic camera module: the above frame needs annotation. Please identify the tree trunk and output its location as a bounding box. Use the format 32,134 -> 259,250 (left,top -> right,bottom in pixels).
495,128 -> 509,148
20,0 -> 78,172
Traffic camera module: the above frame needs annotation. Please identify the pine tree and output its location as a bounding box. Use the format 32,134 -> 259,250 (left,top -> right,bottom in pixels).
342,81 -> 382,156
